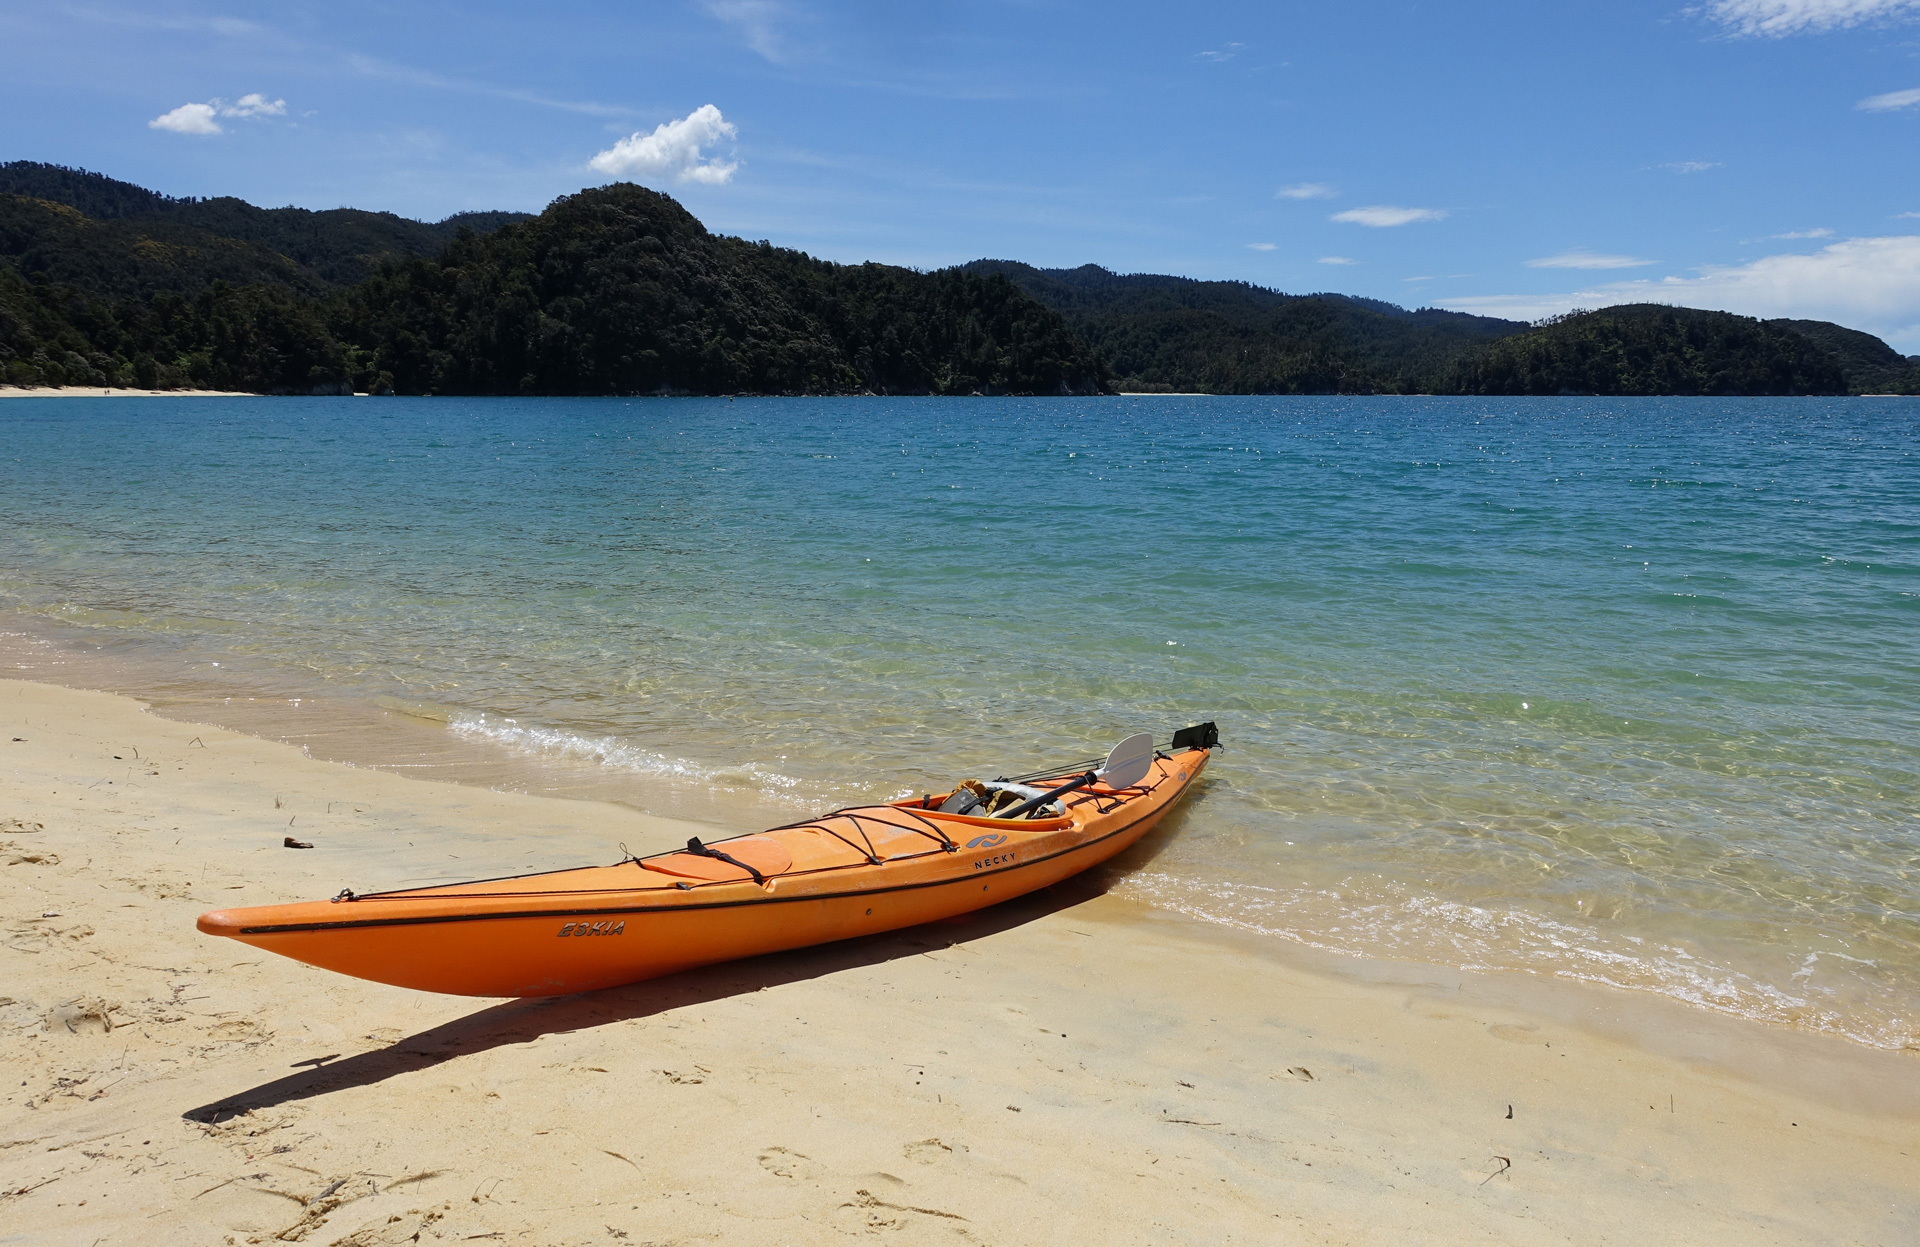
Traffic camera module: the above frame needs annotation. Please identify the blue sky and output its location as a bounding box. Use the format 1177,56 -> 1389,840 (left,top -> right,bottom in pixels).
7,1 -> 1920,344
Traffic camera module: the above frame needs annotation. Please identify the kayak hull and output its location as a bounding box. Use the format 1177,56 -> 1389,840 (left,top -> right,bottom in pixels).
199,747 -> 1208,997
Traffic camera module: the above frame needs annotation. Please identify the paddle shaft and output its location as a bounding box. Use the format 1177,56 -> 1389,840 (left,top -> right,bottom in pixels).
993,770 -> 1098,821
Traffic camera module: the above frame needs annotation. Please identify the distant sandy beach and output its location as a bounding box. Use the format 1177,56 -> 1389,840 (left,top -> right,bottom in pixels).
0,386 -> 260,399
2,677 -> 1915,1244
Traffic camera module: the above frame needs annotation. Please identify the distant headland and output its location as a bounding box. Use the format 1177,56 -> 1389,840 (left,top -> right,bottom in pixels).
3,162 -> 1915,398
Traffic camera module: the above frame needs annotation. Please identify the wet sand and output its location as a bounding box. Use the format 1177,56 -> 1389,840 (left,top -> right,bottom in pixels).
2,678 -> 1915,1245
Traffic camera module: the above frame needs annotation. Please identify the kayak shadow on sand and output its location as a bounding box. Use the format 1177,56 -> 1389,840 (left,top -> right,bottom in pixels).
175,809 -> 1190,1128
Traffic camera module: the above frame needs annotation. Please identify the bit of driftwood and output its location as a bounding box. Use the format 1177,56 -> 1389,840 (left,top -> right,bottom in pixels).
2,1176 -> 61,1203
844,1189 -> 968,1221
1506,1104 -> 1513,1119
283,837 -> 313,849
192,1172 -> 269,1199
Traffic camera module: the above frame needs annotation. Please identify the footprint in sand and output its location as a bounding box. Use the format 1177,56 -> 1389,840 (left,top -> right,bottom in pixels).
904,1138 -> 956,1165
205,1017 -> 271,1043
759,1146 -> 827,1181
830,1189 -> 970,1236
1274,1066 -> 1314,1082
116,870 -> 196,899
327,1208 -> 445,1246
45,996 -> 117,1035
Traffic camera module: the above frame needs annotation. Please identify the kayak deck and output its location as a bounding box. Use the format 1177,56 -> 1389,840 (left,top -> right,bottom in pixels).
198,742 -> 1212,996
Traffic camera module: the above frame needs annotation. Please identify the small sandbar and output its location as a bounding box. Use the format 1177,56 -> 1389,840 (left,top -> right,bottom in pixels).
0,386 -> 259,398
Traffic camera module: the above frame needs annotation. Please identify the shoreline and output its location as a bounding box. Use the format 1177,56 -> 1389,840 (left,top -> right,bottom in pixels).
5,610 -> 1917,1057
0,613 -> 819,833
0,386 -> 261,398
2,677 -> 1916,1243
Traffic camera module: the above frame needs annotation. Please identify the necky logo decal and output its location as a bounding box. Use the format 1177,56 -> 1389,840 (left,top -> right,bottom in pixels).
964,833 -> 1008,849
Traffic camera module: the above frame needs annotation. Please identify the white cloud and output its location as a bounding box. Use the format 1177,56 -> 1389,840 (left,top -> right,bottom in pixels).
150,102 -> 221,135
706,1 -> 789,61
1706,0 -> 1920,37
1662,160 -> 1722,174
1276,182 -> 1337,200
1527,250 -> 1656,270
1318,256 -> 1358,265
1194,43 -> 1246,62
1771,228 -> 1834,239
590,104 -> 739,184
1331,205 -> 1445,227
1859,86 -> 1920,111
148,94 -> 289,135
1246,242 -> 1276,251
1439,234 -> 1920,349
225,92 -> 286,118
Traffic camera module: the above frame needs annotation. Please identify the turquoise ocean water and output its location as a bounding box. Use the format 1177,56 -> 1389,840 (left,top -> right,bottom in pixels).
2,395 -> 1915,1048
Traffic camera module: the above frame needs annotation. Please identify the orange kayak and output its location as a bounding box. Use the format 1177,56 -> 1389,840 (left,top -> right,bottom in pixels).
197,726 -> 1217,997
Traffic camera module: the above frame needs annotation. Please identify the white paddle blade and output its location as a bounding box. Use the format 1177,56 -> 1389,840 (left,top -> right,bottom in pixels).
1099,732 -> 1156,790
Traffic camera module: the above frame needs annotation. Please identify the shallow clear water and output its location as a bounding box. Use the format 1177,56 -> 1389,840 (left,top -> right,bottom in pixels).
2,395 -> 1916,1047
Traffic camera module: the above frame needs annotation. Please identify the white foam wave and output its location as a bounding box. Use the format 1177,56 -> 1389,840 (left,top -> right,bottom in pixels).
1115,870 -> 1918,1052
448,713 -> 813,803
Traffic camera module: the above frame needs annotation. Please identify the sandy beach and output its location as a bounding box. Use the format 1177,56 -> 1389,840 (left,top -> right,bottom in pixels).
1,677 -> 1915,1245
0,388 -> 259,399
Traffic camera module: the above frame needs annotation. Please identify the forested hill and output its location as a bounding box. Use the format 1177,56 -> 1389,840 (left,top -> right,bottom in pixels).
965,260 -> 1525,394
966,259 -> 1919,396
337,185 -> 1104,396
1446,306 -> 1852,396
1764,318 -> 1920,394
0,161 -> 525,285
3,162 -> 1916,397
0,168 -> 1104,396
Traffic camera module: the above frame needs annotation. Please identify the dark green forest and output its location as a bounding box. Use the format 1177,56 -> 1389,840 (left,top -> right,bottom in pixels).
1447,306 -> 1852,396
335,186 -> 1102,396
968,260 -> 1919,396
3,161 -> 1915,397
0,164 -> 1102,396
961,261 -> 1525,394
0,161 -> 528,285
